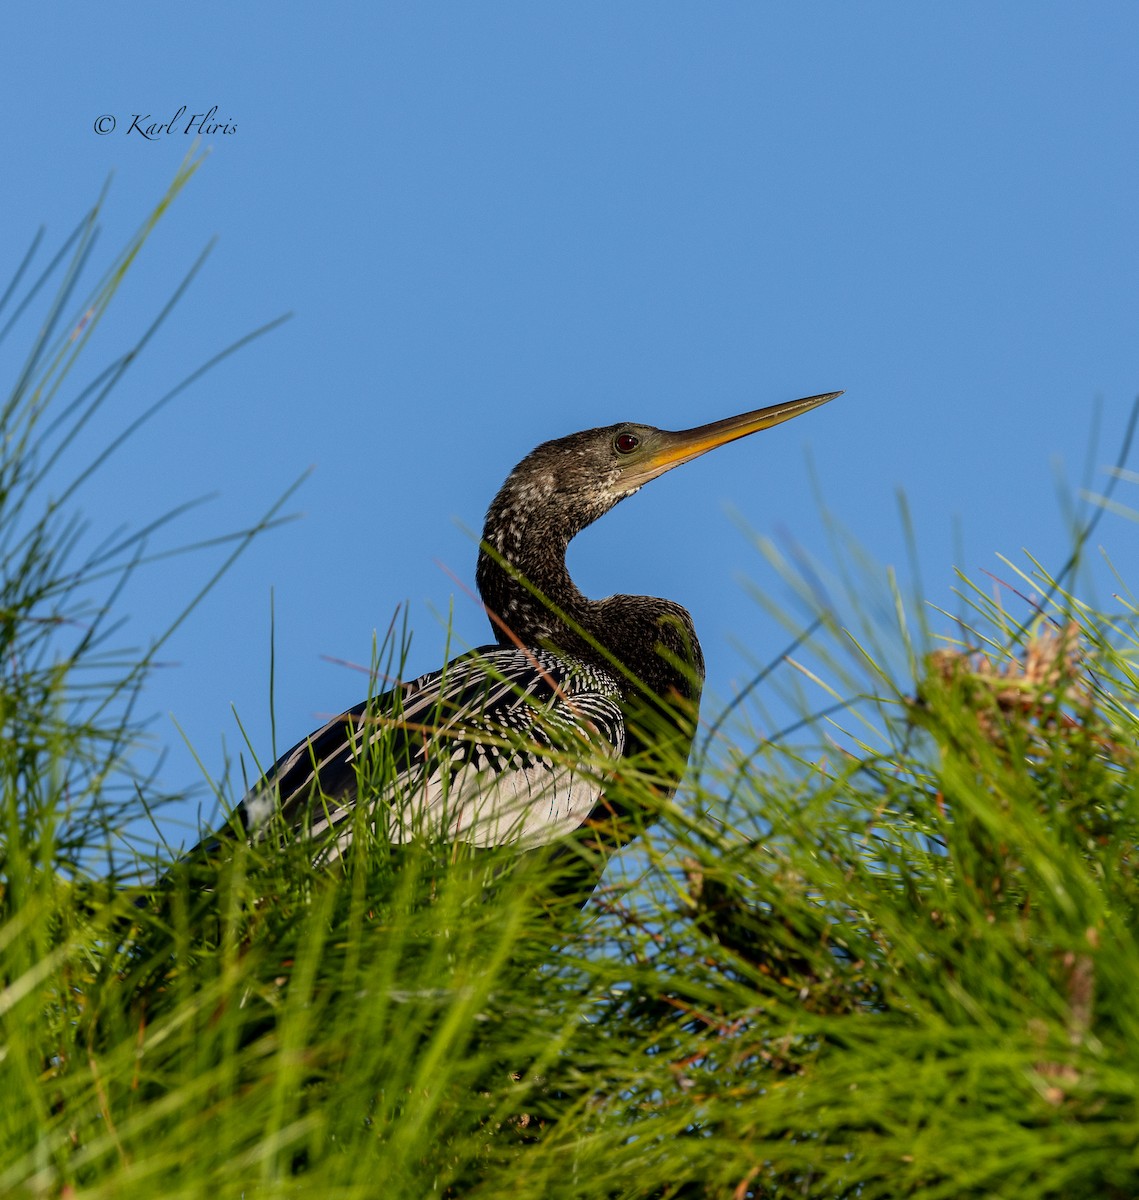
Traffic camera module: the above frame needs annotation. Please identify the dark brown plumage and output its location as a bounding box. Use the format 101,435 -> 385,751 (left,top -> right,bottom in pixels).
194,391 -> 841,894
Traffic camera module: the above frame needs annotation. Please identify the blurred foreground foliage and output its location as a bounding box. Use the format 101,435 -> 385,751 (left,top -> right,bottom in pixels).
4,173 -> 1139,1199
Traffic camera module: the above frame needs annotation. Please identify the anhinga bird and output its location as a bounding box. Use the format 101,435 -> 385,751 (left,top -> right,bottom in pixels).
208,390 -> 840,888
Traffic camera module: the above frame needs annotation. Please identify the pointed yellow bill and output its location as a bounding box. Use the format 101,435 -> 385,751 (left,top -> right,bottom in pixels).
626,390 -> 843,487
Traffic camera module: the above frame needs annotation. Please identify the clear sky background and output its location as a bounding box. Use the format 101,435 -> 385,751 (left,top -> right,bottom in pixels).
3,4 -> 1138,851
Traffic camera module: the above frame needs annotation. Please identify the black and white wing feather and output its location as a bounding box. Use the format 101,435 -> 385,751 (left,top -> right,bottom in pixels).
234,645 -> 625,865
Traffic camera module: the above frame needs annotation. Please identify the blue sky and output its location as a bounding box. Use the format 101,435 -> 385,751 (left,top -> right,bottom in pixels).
3,5 -> 1138,849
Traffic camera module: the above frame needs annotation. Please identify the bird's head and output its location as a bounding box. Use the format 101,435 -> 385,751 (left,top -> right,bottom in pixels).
477,388 -> 843,649
491,390 -> 844,539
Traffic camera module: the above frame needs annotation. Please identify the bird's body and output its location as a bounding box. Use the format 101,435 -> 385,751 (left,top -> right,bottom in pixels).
238,645 -> 628,865
206,391 -> 841,890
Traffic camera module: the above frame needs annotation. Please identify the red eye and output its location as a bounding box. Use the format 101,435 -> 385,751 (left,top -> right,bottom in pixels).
615,432 -> 639,454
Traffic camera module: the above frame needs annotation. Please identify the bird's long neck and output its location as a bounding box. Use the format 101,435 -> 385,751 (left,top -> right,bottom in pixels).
475,475 -> 705,708
475,479 -> 590,649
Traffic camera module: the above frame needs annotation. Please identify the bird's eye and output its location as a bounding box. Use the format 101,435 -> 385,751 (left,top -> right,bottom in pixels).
615,432 -> 639,454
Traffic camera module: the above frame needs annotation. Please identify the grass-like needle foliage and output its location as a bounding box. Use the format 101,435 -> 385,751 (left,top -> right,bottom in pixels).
4,173 -> 1139,1199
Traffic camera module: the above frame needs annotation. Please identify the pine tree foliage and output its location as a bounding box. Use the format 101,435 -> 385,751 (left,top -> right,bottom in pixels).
3,175 -> 1139,1199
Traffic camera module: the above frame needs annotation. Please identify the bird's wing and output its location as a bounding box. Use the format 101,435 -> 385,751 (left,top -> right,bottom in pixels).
235,646 -> 625,864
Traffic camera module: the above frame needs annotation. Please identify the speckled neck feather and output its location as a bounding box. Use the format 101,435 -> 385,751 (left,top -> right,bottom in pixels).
475,427 -> 705,706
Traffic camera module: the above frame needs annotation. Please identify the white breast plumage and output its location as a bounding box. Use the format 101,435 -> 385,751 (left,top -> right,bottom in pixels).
236,645 -> 625,865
